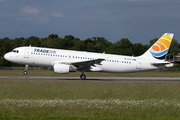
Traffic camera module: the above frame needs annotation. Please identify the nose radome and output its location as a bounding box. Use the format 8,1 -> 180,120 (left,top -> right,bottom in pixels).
4,53 -> 10,61
4,53 -> 7,60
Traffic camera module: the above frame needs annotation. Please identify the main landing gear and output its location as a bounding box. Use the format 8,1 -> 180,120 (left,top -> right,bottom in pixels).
80,71 -> 86,80
80,74 -> 86,80
23,65 -> 28,75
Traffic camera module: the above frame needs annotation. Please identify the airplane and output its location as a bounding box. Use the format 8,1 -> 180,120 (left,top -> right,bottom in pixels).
4,33 -> 174,80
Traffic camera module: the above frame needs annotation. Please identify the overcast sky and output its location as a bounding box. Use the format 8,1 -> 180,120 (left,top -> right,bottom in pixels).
0,0 -> 179,44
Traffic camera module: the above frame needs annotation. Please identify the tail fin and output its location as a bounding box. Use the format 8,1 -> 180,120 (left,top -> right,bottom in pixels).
141,33 -> 174,60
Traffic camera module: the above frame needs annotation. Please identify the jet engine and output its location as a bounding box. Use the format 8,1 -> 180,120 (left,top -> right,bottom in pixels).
53,63 -> 77,74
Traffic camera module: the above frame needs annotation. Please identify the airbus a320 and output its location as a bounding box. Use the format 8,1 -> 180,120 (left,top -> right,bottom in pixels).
4,33 -> 174,80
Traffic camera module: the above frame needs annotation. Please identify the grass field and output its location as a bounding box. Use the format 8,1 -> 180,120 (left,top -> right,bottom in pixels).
0,70 -> 180,120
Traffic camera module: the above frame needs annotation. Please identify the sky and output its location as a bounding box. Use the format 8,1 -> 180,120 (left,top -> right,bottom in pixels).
0,0 -> 180,44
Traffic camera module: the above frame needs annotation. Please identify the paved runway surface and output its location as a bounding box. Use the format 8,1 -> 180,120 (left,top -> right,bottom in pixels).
0,77 -> 180,82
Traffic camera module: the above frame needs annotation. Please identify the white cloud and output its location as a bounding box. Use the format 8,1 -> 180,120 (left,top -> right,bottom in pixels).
21,6 -> 41,16
19,6 -> 50,24
52,12 -> 64,18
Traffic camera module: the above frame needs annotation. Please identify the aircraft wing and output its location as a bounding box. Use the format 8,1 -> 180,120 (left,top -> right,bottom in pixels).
54,58 -> 105,71
71,58 -> 105,71
71,58 -> 105,66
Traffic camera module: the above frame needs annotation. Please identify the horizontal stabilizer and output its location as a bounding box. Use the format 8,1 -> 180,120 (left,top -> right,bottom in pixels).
151,62 -> 173,67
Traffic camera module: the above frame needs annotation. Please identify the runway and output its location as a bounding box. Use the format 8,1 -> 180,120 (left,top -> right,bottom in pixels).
0,76 -> 180,82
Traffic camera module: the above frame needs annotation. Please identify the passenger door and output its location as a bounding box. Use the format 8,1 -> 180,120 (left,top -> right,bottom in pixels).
24,48 -> 30,58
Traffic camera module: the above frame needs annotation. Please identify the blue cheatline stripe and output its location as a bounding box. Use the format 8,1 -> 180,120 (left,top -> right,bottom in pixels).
149,49 -> 168,57
153,54 -> 166,60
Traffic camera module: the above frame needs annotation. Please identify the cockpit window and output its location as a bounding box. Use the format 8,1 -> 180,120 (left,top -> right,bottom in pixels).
12,50 -> 19,53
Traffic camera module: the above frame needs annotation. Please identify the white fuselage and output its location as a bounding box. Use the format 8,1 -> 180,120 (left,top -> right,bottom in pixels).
4,46 -> 172,73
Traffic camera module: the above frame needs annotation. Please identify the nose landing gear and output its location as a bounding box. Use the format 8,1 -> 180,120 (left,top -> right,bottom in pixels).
23,71 -> 28,75
23,65 -> 28,75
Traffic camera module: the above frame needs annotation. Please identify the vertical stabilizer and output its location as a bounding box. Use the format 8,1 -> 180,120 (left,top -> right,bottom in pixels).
141,33 -> 174,60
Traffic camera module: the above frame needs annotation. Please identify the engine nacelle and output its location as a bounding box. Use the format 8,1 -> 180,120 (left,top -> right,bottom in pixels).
53,63 -> 77,74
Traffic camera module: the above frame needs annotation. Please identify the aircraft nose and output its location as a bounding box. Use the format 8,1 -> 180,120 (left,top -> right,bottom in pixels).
4,53 -> 7,60
4,53 -> 11,61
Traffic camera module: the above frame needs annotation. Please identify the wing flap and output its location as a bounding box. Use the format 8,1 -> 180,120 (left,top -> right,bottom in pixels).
71,58 -> 105,66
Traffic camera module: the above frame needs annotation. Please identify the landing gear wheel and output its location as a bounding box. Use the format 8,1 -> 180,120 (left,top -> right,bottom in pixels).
23,71 -> 28,75
80,74 -> 86,80
24,65 -> 28,75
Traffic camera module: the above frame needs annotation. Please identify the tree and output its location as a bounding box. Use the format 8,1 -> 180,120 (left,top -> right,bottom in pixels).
71,41 -> 85,51
93,37 -> 112,53
86,42 -> 95,52
0,37 -> 13,66
14,37 -> 27,47
110,38 -> 133,55
57,35 -> 78,49
48,34 -> 59,39
27,36 -> 40,46
133,43 -> 145,56
84,38 -> 93,45
168,39 -> 180,54
40,37 -> 48,47
94,42 -> 104,52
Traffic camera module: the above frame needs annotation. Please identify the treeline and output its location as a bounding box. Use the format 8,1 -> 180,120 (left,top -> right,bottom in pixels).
0,34 -> 180,67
